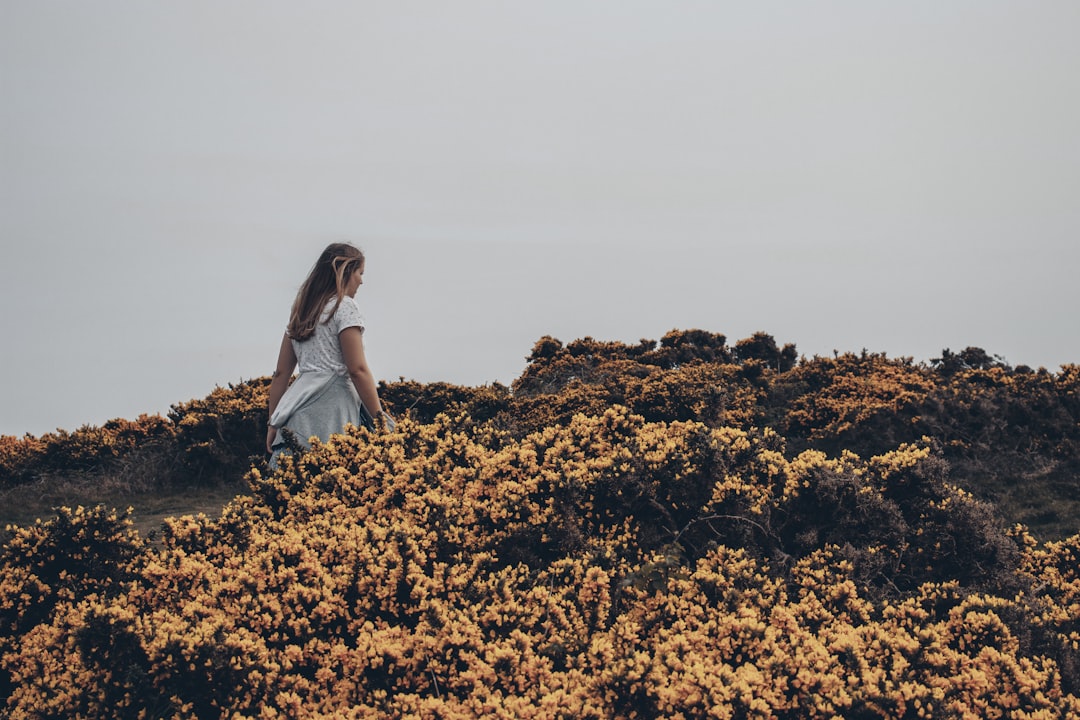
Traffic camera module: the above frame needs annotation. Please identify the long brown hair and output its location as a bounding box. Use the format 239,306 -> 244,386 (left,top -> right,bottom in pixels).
286,243 -> 365,341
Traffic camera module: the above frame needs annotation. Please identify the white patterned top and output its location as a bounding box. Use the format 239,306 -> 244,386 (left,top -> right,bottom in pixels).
291,295 -> 365,375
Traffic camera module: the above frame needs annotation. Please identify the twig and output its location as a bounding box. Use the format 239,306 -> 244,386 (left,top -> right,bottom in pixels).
430,668 -> 441,699
674,513 -> 770,545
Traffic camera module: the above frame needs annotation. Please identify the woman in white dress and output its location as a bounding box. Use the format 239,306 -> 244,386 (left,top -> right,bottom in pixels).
265,243 -> 393,464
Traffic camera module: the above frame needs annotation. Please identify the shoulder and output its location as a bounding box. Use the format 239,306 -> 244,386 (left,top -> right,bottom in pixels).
333,295 -> 365,332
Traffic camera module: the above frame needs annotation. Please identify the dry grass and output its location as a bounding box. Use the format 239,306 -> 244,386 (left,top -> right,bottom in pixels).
0,471 -> 248,542
0,438 -> 255,542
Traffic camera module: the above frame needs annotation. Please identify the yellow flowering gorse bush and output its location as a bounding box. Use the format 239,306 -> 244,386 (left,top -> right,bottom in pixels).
2,406 -> 1079,718
4,332 -> 1078,538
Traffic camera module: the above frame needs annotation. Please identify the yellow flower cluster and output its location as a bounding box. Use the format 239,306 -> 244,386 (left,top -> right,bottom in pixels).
783,353 -> 938,441
5,332 -> 1078,541
2,407 -> 1078,717
1019,533 -> 1080,658
0,433 -> 47,481
1,380 -> 273,491
0,414 -> 174,486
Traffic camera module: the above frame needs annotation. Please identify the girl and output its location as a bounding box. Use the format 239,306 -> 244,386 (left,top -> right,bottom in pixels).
266,243 -> 393,464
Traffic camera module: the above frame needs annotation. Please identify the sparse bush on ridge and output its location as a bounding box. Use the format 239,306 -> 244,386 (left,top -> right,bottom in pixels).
0,414 -> 176,486
167,378 -> 274,484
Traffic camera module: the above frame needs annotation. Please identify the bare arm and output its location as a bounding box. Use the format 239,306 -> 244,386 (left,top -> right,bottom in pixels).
339,326 -> 386,423
266,334 -> 298,452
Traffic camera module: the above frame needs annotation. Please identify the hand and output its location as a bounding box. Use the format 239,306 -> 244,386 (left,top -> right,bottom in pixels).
266,425 -> 278,453
380,411 -> 396,432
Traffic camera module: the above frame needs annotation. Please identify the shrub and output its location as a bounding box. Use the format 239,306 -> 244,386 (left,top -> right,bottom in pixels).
0,505 -> 143,700
168,380 -> 271,484
2,410 -> 1078,717
0,415 -> 174,488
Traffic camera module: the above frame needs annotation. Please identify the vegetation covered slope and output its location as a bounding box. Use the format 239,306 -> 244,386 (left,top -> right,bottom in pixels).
0,329 -> 1078,717
4,329 -> 1077,538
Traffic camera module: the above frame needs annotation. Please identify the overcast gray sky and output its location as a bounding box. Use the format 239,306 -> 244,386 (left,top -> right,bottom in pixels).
2,1 -> 1079,437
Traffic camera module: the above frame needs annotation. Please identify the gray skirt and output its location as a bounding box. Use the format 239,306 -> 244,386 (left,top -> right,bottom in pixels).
270,374 -> 373,467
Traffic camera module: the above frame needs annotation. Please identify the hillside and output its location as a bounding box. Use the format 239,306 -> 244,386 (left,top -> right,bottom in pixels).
1,329 -> 1078,717
4,329 -> 1078,540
